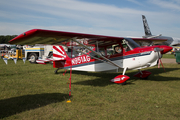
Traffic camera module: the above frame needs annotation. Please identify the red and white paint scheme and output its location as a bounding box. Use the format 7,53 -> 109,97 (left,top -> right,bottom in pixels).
9,29 -> 172,85
53,46 -> 67,60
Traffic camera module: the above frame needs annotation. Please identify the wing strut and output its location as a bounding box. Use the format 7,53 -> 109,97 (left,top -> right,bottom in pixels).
72,38 -> 122,69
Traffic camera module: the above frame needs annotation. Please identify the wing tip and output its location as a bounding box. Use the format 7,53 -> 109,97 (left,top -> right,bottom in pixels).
9,29 -> 40,44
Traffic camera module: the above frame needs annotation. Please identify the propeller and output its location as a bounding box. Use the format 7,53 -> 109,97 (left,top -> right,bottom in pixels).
154,47 -> 166,71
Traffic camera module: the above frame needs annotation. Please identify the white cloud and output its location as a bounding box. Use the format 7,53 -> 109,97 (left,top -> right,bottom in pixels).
0,21 -> 143,37
127,0 -> 144,6
0,0 -> 180,38
0,0 -> 153,30
149,0 -> 180,11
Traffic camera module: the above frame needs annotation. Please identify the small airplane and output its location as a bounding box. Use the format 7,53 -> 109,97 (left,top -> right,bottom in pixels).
9,29 -> 172,85
142,15 -> 180,46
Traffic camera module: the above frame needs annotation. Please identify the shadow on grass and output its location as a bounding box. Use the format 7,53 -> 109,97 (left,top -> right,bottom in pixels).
68,71 -> 118,87
57,70 -> 136,86
142,67 -> 180,81
0,93 -> 69,119
56,67 -> 180,86
127,67 -> 180,82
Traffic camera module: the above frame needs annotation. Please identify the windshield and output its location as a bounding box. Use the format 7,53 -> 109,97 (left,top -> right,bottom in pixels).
123,38 -> 141,50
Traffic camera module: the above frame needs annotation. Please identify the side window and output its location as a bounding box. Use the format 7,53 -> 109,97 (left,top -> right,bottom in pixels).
122,44 -> 131,52
107,46 -> 113,55
99,48 -> 105,56
67,46 -> 94,58
106,44 -> 123,56
113,45 -> 122,54
122,39 -> 131,52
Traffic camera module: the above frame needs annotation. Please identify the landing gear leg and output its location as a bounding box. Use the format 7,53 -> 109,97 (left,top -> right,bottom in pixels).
120,68 -> 127,85
122,67 -> 127,75
120,67 -> 128,85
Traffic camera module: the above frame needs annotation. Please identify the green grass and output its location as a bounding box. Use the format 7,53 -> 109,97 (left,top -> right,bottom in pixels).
1,59 -> 180,119
163,54 -> 176,59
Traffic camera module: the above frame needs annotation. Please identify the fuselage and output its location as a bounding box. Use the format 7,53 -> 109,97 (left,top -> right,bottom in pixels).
61,45 -> 172,72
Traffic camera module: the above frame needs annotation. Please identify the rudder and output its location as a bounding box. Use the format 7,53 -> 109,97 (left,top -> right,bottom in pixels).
53,46 -> 68,60
142,15 -> 152,36
53,45 -> 69,68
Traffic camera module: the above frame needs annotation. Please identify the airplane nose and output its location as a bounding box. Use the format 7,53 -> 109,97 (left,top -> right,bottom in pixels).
159,45 -> 173,54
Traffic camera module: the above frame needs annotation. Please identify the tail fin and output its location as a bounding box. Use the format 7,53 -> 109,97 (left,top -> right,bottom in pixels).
36,46 -> 68,65
53,46 -> 68,60
142,15 -> 152,36
53,46 -> 69,68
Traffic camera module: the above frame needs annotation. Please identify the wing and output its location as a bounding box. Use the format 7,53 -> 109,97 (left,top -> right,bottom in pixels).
9,29 -> 167,46
9,29 -> 124,45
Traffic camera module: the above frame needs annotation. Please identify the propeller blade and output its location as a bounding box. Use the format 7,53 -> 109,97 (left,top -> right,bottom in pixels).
159,57 -> 166,71
157,51 -> 165,72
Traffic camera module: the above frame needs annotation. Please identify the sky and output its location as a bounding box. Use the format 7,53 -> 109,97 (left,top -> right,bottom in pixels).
0,0 -> 180,38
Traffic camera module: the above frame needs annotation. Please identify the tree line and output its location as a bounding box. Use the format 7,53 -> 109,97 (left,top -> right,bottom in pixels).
0,35 -> 17,44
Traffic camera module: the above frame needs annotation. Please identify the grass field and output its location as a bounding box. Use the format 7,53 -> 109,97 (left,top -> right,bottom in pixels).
1,59 -> 180,120
162,54 -> 176,59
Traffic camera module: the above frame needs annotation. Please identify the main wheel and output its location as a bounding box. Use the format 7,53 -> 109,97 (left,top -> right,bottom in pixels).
28,53 -> 38,64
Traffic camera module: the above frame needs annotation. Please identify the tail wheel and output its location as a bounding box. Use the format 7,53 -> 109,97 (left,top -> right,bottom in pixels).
29,53 -> 38,64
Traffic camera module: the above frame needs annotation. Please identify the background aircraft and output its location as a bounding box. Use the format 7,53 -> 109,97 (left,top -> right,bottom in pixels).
142,15 -> 180,46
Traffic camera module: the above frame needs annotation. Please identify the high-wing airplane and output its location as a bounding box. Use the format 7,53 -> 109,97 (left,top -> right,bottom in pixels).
9,29 -> 172,85
142,15 -> 180,46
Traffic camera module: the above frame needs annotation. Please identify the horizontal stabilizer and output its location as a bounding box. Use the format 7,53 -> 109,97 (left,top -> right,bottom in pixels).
36,58 -> 53,64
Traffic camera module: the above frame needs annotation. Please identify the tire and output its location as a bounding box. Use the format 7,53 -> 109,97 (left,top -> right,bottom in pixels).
28,53 -> 38,64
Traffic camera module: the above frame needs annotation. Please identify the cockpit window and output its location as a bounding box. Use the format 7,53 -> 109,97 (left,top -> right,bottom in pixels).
67,46 -> 94,58
123,38 -> 141,50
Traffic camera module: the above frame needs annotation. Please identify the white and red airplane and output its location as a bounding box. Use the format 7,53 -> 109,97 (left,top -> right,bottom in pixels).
9,29 -> 172,85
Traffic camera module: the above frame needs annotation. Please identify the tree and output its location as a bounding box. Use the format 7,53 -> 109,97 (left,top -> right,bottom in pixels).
0,35 -> 17,44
